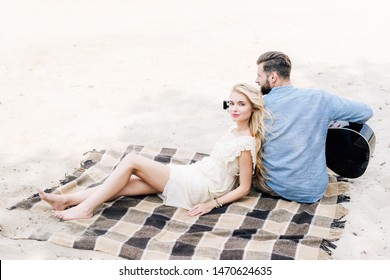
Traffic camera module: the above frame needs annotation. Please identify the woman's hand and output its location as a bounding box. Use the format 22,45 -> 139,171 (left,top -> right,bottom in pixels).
187,200 -> 214,217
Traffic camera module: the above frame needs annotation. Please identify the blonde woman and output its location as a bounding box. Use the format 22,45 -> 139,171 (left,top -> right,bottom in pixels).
39,83 -> 268,220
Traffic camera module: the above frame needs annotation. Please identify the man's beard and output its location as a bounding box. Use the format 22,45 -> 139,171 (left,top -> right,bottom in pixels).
260,80 -> 272,95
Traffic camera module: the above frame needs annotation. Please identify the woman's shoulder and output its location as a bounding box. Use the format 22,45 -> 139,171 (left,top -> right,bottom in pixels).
224,134 -> 256,164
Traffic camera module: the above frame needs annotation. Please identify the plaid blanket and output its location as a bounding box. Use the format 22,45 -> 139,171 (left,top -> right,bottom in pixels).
11,143 -> 350,260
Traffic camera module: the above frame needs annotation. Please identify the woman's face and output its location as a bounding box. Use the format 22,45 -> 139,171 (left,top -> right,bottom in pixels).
228,91 -> 253,124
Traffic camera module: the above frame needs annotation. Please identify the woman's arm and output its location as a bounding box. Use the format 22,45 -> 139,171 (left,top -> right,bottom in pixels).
214,150 -> 253,206
187,150 -> 253,216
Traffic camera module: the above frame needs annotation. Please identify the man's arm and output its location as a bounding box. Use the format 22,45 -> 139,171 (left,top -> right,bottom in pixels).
325,92 -> 373,123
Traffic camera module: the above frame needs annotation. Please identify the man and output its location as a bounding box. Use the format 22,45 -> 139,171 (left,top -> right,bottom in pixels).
255,51 -> 373,203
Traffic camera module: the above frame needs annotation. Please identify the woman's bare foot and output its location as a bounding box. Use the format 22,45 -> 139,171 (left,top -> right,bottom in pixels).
38,189 -> 69,210
52,204 -> 93,221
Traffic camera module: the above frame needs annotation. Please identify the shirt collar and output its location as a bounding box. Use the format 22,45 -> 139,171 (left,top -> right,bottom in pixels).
269,85 -> 294,95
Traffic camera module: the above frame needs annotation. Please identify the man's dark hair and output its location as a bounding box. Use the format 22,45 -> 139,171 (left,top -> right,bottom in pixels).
256,51 -> 292,79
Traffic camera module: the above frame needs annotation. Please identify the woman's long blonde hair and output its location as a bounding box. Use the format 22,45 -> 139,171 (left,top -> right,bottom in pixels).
231,83 -> 269,187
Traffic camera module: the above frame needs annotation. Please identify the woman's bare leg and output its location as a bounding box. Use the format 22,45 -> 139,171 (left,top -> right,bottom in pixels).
38,188 -> 95,210
51,154 -> 170,220
38,174 -> 158,211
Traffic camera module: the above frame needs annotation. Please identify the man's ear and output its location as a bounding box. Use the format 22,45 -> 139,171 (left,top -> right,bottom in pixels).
269,71 -> 278,85
270,71 -> 278,82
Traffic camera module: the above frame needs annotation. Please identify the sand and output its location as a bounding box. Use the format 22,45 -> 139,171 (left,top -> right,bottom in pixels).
1,0 -> 389,260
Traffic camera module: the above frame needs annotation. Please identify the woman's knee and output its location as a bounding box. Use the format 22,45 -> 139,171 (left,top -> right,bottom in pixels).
121,154 -> 141,169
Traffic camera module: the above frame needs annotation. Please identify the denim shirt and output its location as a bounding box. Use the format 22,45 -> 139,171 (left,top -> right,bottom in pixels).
263,86 -> 373,203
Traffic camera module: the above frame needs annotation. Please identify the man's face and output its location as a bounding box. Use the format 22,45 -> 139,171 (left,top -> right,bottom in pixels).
255,63 -> 272,95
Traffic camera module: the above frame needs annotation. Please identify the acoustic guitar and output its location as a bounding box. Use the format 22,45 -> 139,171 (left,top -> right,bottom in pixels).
326,120 -> 376,178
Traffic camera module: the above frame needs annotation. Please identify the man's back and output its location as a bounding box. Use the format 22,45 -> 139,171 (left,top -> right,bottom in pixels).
263,85 -> 373,203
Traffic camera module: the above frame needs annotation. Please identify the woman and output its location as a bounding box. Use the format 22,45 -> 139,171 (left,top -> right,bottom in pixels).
39,83 -> 268,220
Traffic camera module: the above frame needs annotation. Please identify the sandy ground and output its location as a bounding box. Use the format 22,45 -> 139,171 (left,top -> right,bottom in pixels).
0,0 -> 389,260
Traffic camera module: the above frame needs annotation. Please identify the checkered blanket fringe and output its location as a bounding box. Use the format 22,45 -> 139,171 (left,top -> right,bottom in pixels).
11,143 -> 350,260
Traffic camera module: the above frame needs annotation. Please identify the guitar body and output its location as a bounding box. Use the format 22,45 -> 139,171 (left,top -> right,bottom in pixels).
326,121 -> 376,178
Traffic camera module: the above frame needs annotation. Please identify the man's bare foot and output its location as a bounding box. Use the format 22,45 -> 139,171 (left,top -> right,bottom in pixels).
38,189 -> 69,210
52,204 -> 93,221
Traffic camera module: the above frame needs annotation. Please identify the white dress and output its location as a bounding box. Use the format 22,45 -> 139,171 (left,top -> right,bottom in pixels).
160,127 -> 257,210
